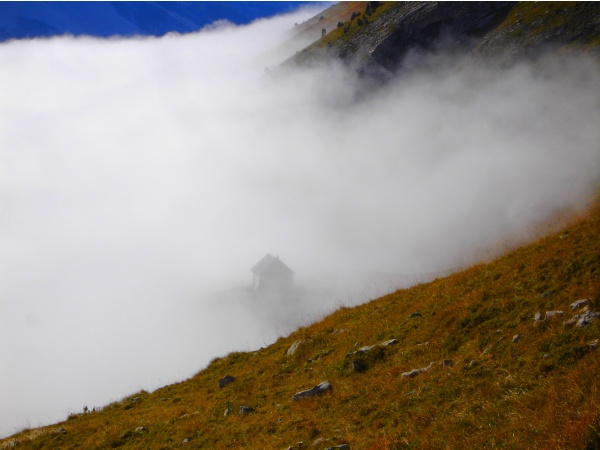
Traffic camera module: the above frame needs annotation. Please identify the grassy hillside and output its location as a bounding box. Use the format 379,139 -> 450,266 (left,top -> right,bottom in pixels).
2,198 -> 599,448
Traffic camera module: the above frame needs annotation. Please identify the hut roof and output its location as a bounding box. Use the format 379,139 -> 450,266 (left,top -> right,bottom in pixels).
251,254 -> 295,276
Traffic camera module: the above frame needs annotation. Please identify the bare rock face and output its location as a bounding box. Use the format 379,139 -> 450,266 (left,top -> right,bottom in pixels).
292,381 -> 332,400
288,2 -> 600,81
289,2 -> 514,79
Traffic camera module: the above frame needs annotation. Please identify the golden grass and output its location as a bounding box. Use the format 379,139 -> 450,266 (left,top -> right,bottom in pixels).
2,197 -> 599,449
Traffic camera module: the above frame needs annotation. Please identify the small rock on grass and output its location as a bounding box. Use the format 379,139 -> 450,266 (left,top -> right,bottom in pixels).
218,375 -> 235,388
570,299 -> 589,310
401,362 -> 434,378
292,381 -> 332,400
239,406 -> 254,414
512,334 -> 521,343
287,340 -> 302,356
576,311 -> 599,327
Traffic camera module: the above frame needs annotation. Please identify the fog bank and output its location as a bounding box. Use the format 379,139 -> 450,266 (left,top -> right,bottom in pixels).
1,8 -> 599,437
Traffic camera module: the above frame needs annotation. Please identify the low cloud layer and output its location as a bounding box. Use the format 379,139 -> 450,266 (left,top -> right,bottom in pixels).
1,7 -> 599,437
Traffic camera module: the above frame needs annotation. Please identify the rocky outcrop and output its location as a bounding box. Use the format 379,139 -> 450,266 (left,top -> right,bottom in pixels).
288,2 -> 600,80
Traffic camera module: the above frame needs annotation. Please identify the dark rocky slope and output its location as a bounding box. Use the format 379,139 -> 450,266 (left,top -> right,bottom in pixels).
288,2 -> 600,79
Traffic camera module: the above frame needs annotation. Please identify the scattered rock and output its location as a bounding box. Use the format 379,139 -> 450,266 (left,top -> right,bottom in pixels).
545,311 -> 564,319
576,311 -> 599,328
346,339 -> 396,357
512,334 -> 521,343
442,359 -> 453,367
409,311 -> 422,317
224,408 -> 233,416
218,375 -> 235,388
286,442 -> 304,449
182,437 -> 191,444
130,397 -> 141,403
54,428 -> 67,434
541,290 -> 556,298
313,437 -> 327,446
352,359 -> 367,373
401,362 -> 435,378
326,444 -> 350,450
135,427 -> 147,433
292,381 -> 332,400
570,299 -> 589,310
469,360 -> 479,367
239,406 -> 254,414
287,340 -> 302,356
589,339 -> 599,349
534,312 -> 543,321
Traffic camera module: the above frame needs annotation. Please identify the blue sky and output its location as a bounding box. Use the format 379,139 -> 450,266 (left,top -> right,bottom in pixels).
0,1 -> 317,41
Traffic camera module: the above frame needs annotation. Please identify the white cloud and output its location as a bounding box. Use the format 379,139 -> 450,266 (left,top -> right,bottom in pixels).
1,7 -> 599,437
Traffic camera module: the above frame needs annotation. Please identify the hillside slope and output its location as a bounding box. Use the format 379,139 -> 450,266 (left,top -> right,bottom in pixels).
2,202 -> 599,448
2,2 -> 599,449
287,1 -> 600,78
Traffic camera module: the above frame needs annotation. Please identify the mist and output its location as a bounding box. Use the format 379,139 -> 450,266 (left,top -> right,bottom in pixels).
1,7 -> 599,437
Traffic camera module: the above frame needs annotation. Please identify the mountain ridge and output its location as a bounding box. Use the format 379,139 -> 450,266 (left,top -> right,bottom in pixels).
287,2 -> 600,79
